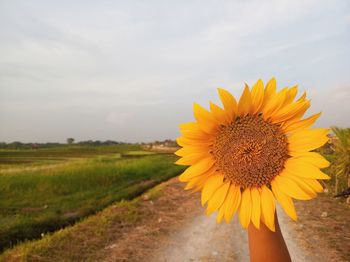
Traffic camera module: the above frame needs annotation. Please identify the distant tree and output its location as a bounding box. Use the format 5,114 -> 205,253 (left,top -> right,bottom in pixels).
66,138 -> 75,145
10,141 -> 23,149
104,140 -> 118,145
94,140 -> 102,146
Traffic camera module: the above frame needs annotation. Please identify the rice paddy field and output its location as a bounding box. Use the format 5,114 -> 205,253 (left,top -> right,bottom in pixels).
0,145 -> 183,252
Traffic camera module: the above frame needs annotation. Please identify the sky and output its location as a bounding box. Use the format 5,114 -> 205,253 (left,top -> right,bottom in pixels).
0,0 -> 349,143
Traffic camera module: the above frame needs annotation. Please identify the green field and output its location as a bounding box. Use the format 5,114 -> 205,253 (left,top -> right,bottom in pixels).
0,146 -> 182,252
0,144 -> 140,167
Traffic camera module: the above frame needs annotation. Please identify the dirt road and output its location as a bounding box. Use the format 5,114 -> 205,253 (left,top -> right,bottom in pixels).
151,212 -> 249,262
105,178 -> 346,262
150,207 -> 314,262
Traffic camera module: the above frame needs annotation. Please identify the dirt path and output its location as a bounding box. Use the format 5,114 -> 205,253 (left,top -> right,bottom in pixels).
150,207 -> 317,262
151,213 -> 249,262
105,178 -> 346,262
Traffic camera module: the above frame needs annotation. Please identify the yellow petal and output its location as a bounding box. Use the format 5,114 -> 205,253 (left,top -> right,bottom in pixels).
297,91 -> 307,102
302,178 -> 324,193
174,145 -> 209,157
192,183 -> 205,193
179,157 -> 215,182
239,188 -> 252,228
263,87 -> 288,119
270,100 -> 310,123
210,101 -> 229,124
250,188 -> 261,229
265,77 -> 277,97
217,88 -> 238,122
217,205 -> 225,223
179,122 -> 213,140
261,185 -> 276,232
238,84 -> 252,116
282,112 -> 321,133
261,77 -> 277,109
284,158 -> 330,180
179,122 -> 198,131
288,152 -> 330,168
184,174 -> 207,190
186,172 -> 212,191
224,185 -> 241,223
201,174 -> 224,205
251,79 -> 264,114
282,85 -> 298,106
271,179 -> 297,221
175,152 -> 211,165
193,103 -> 218,134
288,128 -> 329,153
176,136 -> 213,147
291,100 -> 311,120
207,182 -> 230,215
282,173 -> 317,198
274,175 -> 314,200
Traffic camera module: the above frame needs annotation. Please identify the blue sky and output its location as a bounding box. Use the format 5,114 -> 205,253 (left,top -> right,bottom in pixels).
0,0 -> 349,143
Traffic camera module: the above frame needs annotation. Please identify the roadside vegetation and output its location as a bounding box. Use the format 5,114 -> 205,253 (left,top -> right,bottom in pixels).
0,180 -> 172,261
330,127 -> 350,195
0,145 -> 183,252
318,127 -> 350,196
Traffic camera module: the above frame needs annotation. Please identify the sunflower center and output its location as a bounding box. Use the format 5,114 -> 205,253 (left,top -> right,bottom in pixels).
211,115 -> 288,189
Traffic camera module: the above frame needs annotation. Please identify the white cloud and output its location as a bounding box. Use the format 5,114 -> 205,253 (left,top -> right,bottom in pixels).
0,0 -> 349,142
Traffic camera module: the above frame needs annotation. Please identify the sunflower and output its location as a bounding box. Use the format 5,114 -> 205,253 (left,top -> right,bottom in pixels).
175,78 -> 330,231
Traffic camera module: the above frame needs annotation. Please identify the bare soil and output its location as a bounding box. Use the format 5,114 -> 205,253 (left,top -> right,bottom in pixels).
284,194 -> 350,262
103,179 -> 203,261
104,178 -> 350,262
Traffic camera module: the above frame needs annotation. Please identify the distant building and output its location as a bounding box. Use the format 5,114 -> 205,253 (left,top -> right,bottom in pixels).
142,139 -> 179,152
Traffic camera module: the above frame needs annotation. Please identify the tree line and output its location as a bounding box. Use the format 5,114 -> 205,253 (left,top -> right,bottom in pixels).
0,140 -> 131,149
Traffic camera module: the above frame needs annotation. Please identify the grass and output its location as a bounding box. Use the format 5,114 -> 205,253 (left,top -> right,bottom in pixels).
0,145 -> 151,174
122,150 -> 156,156
0,154 -> 184,252
0,144 -> 141,166
0,181 -> 168,261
